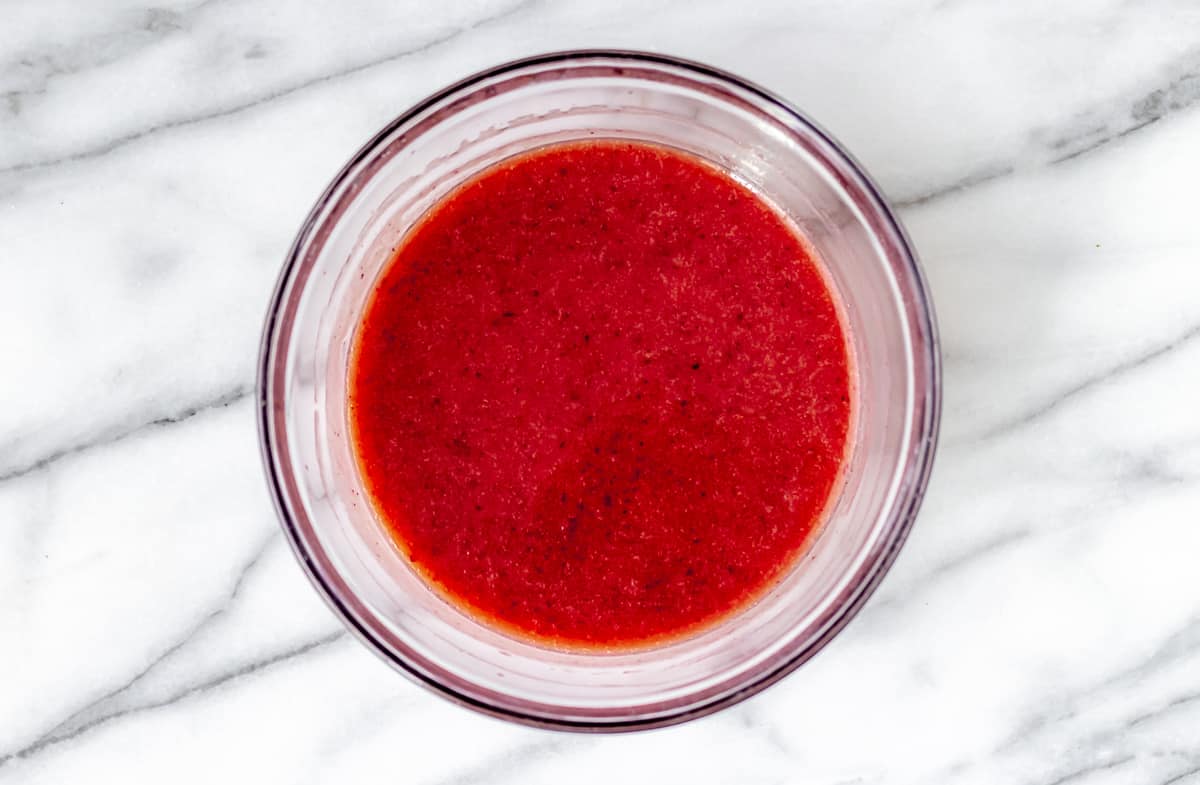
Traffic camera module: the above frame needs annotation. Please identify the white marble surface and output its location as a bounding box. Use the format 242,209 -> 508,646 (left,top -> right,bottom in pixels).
3,0 -> 1200,782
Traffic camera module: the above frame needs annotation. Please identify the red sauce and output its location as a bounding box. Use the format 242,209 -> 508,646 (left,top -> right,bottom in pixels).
349,140 -> 852,648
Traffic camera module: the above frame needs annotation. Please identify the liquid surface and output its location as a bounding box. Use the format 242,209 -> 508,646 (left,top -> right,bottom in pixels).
350,140 -> 852,647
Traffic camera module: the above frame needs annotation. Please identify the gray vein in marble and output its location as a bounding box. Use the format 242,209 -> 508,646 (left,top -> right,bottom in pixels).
1050,62 -> 1200,165
0,627 -> 345,770
972,320 -> 1200,442
431,739 -> 568,785
916,527 -> 1032,584
952,615 -> 1200,785
0,0 -> 227,117
894,162 -> 1015,209
17,532 -> 276,751
896,46 -> 1200,208
999,616 -> 1200,754
1120,448 -> 1195,488
0,531 -> 279,765
1105,615 -> 1200,692
0,0 -> 537,178
947,700 -> 1198,784
302,690 -> 426,779
733,702 -> 796,757
1163,763 -> 1200,785
1040,755 -> 1136,785
867,448 -> 1195,631
869,527 -> 1033,616
0,383 -> 250,484
1127,690 -> 1200,729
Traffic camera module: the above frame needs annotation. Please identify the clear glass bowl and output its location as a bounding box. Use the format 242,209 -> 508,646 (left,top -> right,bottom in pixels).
258,51 -> 941,731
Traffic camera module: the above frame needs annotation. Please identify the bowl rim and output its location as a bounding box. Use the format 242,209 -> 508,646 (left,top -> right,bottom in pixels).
257,48 -> 942,732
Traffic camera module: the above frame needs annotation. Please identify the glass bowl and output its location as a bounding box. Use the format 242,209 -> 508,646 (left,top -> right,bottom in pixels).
258,50 -> 941,731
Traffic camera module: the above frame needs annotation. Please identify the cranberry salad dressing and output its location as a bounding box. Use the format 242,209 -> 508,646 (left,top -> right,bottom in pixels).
350,141 -> 853,647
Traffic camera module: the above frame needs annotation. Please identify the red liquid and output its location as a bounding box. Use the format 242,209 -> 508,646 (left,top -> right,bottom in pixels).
350,141 -> 852,648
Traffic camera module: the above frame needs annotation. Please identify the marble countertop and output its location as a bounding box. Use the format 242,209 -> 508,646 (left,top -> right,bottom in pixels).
4,1 -> 1200,782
